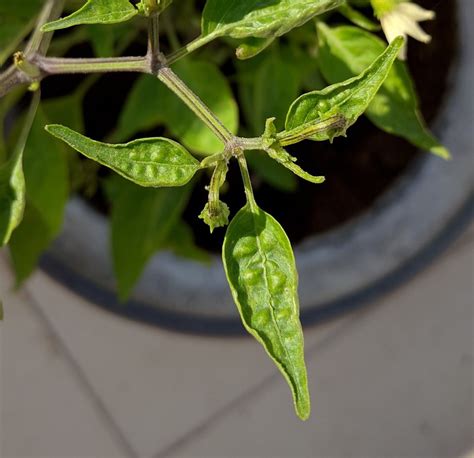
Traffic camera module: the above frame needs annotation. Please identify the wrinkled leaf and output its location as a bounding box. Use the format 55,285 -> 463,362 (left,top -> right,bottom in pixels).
223,203 -> 310,420
42,0 -> 138,32
118,60 -> 238,156
317,25 -> 450,159
110,178 -> 191,300
46,125 -> 200,187
0,93 -> 39,246
202,0 -> 343,41
285,36 -> 403,142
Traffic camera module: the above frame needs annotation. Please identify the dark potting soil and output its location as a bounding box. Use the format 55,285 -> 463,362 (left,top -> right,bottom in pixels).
66,0 -> 457,254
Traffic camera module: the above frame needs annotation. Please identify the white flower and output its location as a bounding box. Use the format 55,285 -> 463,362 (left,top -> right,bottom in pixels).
373,1 -> 436,60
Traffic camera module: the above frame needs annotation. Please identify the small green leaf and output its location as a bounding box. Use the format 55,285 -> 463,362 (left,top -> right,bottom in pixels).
202,0 -> 343,41
9,106 -> 69,284
110,178 -> 191,300
285,35 -> 403,142
223,203 -> 310,421
42,0 -> 138,32
0,92 -> 39,246
317,25 -> 450,159
266,144 -> 325,184
45,125 -> 200,187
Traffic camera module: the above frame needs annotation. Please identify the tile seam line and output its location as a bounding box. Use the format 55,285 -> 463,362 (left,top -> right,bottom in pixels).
22,283 -> 138,458
152,311 -> 367,458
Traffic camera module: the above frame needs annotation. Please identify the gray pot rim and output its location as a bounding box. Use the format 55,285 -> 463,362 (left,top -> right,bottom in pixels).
39,0 -> 474,336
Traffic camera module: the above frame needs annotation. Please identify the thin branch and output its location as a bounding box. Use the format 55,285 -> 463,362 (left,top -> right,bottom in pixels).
0,0 -> 65,98
157,66 -> 234,145
25,0 -> 66,56
33,55 -> 149,75
147,14 -> 161,60
0,67 -> 30,98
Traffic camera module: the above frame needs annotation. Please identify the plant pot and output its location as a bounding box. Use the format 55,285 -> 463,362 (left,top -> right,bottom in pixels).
39,0 -> 473,335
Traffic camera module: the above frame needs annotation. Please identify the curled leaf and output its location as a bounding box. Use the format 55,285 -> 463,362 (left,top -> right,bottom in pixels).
0,92 -> 40,246
285,35 -> 404,142
223,203 -> 310,420
46,125 -> 200,187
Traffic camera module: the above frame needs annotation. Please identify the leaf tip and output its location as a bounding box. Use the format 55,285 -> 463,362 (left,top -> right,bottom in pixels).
296,399 -> 311,421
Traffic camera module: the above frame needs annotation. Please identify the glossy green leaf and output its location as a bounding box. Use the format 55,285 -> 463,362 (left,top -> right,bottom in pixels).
223,204 -> 310,420
285,36 -> 403,142
45,125 -> 200,187
0,0 -> 43,66
202,0 -> 343,40
118,60 -> 238,156
317,25 -> 450,159
42,0 -> 138,32
0,93 -> 39,246
110,179 -> 191,300
9,106 -> 69,284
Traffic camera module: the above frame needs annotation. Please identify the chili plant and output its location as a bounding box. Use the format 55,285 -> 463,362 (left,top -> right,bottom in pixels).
0,0 -> 448,420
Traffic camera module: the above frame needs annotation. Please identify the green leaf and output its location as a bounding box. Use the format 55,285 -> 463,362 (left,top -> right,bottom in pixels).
0,0 -> 43,66
45,125 -> 200,187
0,92 -> 40,246
223,203 -> 310,421
42,0 -> 138,32
337,2 -> 380,31
317,25 -> 450,159
202,0 -> 344,40
110,179 -> 191,300
118,60 -> 238,155
9,106 -> 69,284
285,35 -> 403,142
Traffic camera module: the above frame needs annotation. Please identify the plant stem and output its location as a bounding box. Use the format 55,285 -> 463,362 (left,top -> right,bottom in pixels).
148,14 -> 161,64
157,66 -> 234,145
32,55 -> 149,74
25,0 -> 66,56
166,34 -> 216,65
237,152 -> 258,210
